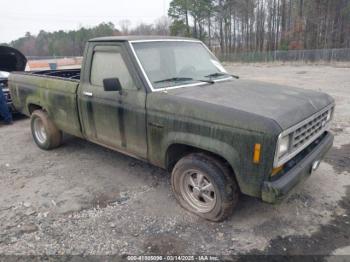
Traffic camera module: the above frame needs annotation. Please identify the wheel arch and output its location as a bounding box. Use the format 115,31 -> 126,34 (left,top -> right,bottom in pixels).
28,103 -> 43,114
164,138 -> 242,190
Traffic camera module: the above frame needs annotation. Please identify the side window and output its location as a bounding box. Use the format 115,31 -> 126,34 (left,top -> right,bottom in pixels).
90,50 -> 136,90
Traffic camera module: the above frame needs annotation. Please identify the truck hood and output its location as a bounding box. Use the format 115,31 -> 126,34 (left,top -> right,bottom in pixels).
167,79 -> 334,130
0,46 -> 27,72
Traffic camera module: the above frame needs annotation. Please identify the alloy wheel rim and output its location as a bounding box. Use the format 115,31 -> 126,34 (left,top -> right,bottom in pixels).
180,169 -> 216,213
33,118 -> 47,144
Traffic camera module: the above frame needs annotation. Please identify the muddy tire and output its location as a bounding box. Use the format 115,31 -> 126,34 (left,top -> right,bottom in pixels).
171,153 -> 239,222
30,110 -> 62,150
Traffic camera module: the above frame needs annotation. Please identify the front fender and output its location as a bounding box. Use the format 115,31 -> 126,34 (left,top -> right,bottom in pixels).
161,132 -> 245,191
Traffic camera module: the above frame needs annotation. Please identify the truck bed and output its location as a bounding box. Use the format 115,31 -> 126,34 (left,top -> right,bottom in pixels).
9,70 -> 82,138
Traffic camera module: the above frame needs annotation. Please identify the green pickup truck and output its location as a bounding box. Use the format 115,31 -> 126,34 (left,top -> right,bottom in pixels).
9,36 -> 335,221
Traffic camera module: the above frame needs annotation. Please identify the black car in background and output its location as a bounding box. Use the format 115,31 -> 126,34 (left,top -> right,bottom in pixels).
0,46 -> 27,112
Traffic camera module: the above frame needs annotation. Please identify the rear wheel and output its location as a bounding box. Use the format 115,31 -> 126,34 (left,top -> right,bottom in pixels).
30,110 -> 62,150
171,153 -> 239,222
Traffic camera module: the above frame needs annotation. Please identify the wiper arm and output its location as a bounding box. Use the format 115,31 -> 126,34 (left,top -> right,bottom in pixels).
197,79 -> 215,84
154,77 -> 193,84
205,72 -> 239,79
154,77 -> 214,84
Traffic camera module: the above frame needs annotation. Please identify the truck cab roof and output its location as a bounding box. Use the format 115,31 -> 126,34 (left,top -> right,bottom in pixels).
89,36 -> 198,42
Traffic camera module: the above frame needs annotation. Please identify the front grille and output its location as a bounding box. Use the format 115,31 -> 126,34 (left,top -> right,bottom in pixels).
1,80 -> 11,103
274,104 -> 334,167
2,88 -> 12,103
4,89 -> 12,103
292,110 -> 330,149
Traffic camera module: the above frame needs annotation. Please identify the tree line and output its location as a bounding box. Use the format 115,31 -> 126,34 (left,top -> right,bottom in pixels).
7,23 -> 117,57
169,0 -> 350,53
4,18 -> 170,56
2,0 -> 350,56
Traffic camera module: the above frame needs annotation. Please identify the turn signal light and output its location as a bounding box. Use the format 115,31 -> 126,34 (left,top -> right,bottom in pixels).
253,143 -> 261,164
271,166 -> 283,176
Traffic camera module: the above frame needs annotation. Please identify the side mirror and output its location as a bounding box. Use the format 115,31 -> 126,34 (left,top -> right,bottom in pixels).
103,78 -> 122,92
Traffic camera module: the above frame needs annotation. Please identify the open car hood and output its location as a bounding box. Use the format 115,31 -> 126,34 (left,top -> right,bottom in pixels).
0,46 -> 27,72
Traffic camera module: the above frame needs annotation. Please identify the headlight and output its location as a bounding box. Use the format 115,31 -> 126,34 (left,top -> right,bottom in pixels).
326,109 -> 332,122
277,135 -> 290,157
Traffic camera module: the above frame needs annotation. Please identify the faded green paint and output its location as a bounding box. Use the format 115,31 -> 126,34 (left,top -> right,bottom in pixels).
146,91 -> 280,197
77,42 -> 148,158
9,73 -> 82,137
8,37 -> 335,203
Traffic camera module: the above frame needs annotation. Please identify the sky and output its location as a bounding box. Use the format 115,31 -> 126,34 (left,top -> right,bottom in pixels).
0,0 -> 171,43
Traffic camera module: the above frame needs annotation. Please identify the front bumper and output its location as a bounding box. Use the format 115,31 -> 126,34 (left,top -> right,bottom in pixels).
262,132 -> 334,203
3,88 -> 16,112
7,102 -> 16,112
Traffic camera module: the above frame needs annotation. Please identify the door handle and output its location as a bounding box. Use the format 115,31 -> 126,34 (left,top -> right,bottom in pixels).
83,91 -> 93,97
148,122 -> 164,129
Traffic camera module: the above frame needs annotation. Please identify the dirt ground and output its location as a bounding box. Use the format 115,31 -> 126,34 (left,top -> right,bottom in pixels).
0,63 -> 350,258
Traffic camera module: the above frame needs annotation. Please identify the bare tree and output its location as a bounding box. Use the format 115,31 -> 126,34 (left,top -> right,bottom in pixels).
168,0 -> 350,54
154,16 -> 171,35
119,19 -> 132,35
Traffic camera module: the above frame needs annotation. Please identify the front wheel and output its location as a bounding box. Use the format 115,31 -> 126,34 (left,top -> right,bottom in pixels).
31,110 -> 62,150
171,153 -> 239,222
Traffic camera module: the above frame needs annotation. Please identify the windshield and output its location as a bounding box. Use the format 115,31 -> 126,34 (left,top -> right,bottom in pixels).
132,41 -> 229,90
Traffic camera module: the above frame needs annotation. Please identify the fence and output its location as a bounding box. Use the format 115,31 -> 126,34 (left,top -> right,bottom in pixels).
25,48 -> 350,65
26,56 -> 81,60
217,48 -> 350,63
26,57 -> 83,71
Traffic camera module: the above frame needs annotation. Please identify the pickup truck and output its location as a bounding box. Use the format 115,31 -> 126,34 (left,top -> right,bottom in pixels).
9,36 -> 335,221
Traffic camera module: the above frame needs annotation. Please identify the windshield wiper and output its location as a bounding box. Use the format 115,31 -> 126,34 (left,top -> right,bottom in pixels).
154,77 -> 193,84
205,72 -> 239,79
154,77 -> 214,84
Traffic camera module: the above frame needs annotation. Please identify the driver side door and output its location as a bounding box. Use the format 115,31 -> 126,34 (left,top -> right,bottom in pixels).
78,43 -> 148,159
